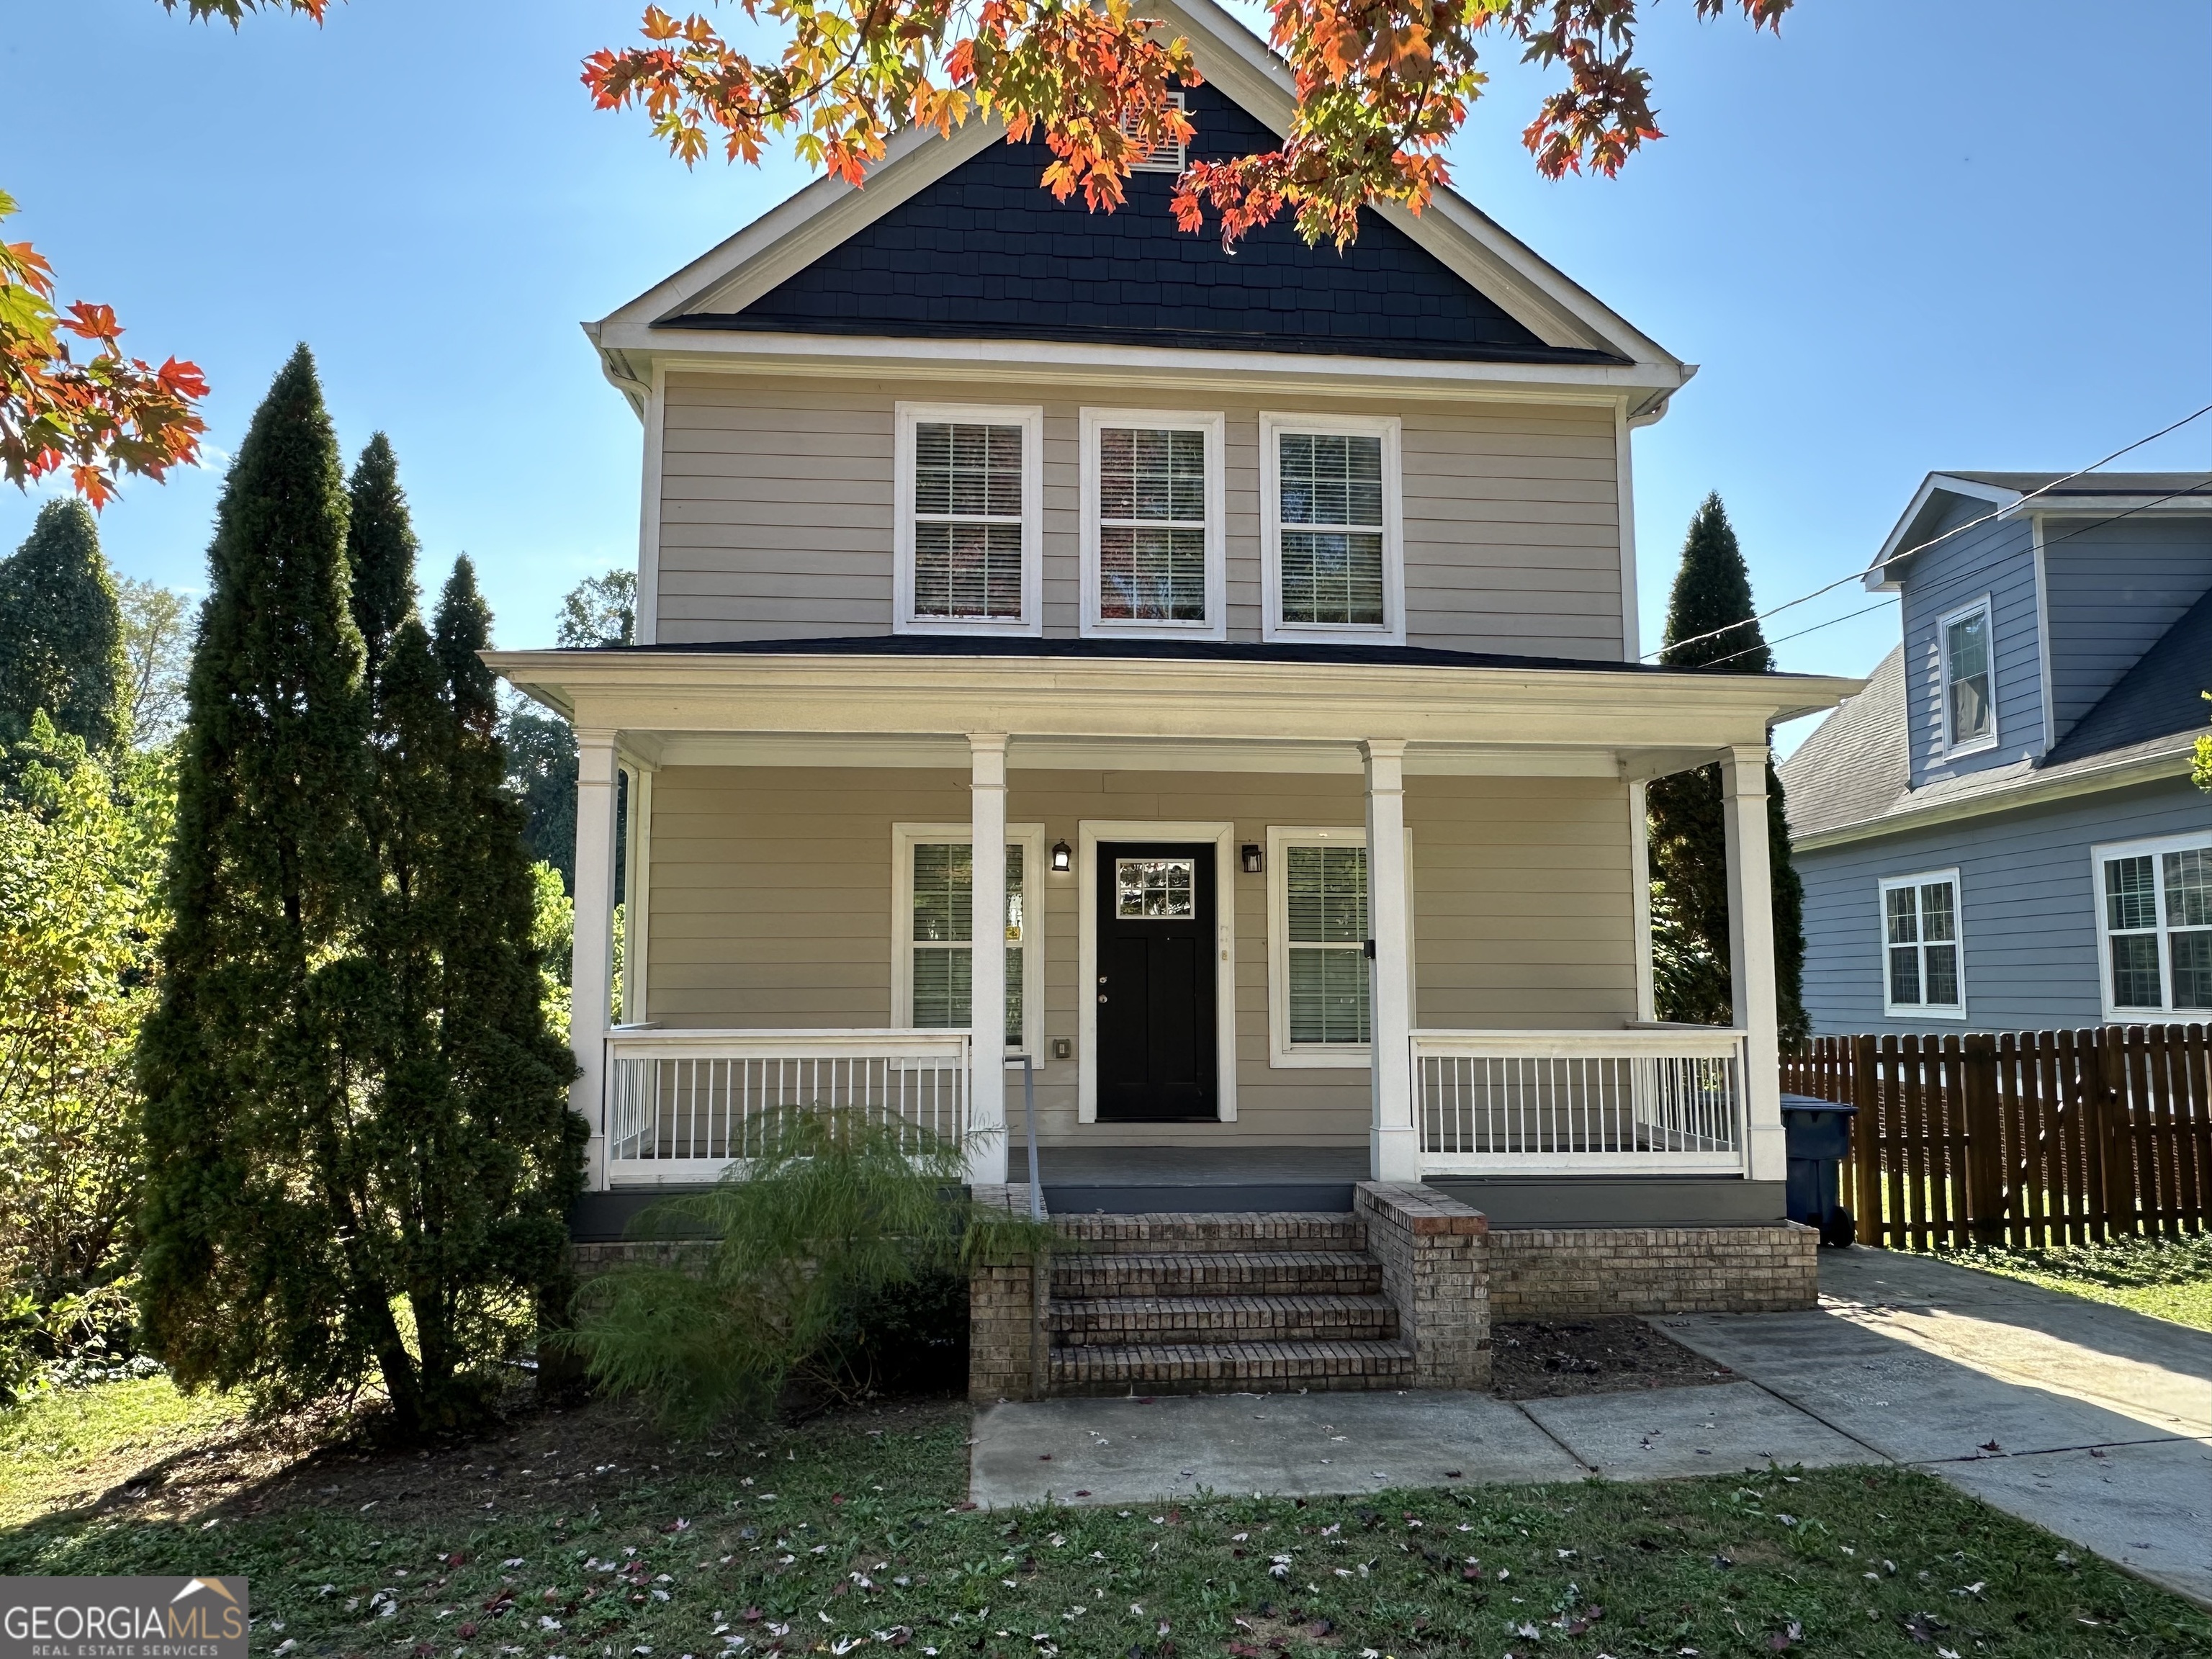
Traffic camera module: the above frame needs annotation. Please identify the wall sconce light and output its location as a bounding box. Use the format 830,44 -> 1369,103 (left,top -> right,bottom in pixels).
1241,843 -> 1264,875
1050,840 -> 1073,873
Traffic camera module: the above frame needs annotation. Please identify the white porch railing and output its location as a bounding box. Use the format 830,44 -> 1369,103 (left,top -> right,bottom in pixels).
603,1028 -> 971,1185
1413,1028 -> 1748,1174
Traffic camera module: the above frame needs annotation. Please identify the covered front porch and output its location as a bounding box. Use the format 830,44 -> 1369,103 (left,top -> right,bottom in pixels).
487,642 -> 1853,1226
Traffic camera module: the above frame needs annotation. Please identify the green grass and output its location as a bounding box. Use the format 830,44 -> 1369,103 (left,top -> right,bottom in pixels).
0,1374 -> 253,1528
4,1387 -> 2209,1658
1941,1233 -> 2212,1331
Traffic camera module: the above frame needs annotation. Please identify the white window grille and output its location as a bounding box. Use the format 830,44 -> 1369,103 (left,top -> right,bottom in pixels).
1260,414 -> 1404,642
2095,832 -> 2212,1016
1940,598 -> 1995,753
894,403 -> 1042,634
1879,870 -> 1964,1017
893,824 -> 1044,1051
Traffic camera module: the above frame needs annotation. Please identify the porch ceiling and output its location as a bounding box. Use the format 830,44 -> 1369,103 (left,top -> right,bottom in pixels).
484,647 -> 1857,776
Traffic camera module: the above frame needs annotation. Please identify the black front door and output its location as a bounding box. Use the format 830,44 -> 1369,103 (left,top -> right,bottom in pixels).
1095,842 -> 1218,1121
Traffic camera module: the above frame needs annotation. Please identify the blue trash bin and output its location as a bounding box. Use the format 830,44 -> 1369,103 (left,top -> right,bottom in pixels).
1781,1093 -> 1857,1248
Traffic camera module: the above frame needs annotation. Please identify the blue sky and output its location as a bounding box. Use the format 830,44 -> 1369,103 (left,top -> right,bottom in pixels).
4,0 -> 2208,752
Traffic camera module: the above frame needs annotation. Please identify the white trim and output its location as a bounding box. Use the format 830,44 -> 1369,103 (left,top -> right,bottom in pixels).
1075,820 -> 1238,1124
621,765 -> 655,1024
2090,828 -> 2212,1020
1264,824 -> 1415,1069
2031,515 -> 2057,756
892,402 -> 1045,636
1258,411 -> 1406,644
1627,778 -> 1655,1022
634,362 -> 665,646
1876,868 -> 1966,1020
1614,401 -> 1640,660
1078,407 -> 1227,640
890,821 -> 1047,1057
1936,594 -> 1998,758
1866,472 -> 2023,592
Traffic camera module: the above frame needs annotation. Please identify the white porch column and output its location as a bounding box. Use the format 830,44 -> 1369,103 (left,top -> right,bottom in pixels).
1627,778 -> 1655,1023
620,763 -> 655,1025
1363,739 -> 1419,1182
967,734 -> 1010,1185
571,729 -> 622,1192
1721,744 -> 1785,1182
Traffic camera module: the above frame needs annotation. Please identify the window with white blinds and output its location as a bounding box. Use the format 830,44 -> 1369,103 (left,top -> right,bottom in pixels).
1082,410 -> 1223,636
1261,415 -> 1403,642
1267,826 -> 1406,1066
2096,833 -> 2212,1017
896,830 -> 1040,1050
895,404 -> 1041,633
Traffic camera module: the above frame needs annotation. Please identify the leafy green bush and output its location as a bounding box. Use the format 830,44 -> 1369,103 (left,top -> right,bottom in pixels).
565,1105 -> 1053,1429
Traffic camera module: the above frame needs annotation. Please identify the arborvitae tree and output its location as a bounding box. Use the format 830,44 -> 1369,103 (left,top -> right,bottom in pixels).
1646,493 -> 1809,1043
349,560 -> 580,1427
346,433 -> 419,684
0,498 -> 129,754
135,345 -> 379,1411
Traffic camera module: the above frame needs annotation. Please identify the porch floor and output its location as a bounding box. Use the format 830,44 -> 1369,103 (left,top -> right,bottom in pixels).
1033,1144 -> 1364,1213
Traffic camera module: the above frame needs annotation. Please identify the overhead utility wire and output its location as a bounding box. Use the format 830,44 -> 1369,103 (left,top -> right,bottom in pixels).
1642,400 -> 2212,664
1688,481 -> 2212,673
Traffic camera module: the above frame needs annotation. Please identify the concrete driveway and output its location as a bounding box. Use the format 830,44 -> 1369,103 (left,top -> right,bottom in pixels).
971,1247 -> 2212,1609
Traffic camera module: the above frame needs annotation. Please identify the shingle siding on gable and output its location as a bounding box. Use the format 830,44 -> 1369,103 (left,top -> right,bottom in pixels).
1898,498 -> 2042,786
683,81 -> 1607,364
1796,775 -> 2210,1035
2040,516 -> 2212,745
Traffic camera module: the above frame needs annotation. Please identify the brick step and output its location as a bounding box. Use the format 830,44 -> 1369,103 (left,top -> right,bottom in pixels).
1051,1212 -> 1364,1255
1053,1250 -> 1382,1300
1051,1293 -> 1399,1346
1048,1338 -> 1416,1395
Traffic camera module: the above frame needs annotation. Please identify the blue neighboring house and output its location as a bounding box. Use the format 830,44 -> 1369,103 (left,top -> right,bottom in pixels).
1779,470 -> 2212,1035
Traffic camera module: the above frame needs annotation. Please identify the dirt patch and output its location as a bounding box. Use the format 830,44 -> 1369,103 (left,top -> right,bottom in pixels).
1488,1316 -> 1737,1399
59,1388 -> 965,1532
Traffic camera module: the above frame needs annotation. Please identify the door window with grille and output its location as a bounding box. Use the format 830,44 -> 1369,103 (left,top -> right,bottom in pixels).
2099,836 -> 2212,1015
1879,871 -> 1964,1016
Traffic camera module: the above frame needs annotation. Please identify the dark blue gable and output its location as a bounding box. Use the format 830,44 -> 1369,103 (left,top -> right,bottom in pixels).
670,81 -> 1619,364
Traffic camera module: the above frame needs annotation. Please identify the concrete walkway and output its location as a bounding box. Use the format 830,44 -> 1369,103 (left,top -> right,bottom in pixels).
970,1248 -> 2212,1607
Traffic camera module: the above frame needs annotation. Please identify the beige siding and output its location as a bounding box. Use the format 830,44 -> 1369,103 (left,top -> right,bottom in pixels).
657,374 -> 1624,658
644,765 -> 1639,1148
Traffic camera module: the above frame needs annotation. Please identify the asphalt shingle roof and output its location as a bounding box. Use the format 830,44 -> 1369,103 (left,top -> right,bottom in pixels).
1778,646 -> 1908,840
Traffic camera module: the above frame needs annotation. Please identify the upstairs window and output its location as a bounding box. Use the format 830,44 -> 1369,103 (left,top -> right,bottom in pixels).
1081,409 -> 1224,637
1879,871 -> 1964,1017
2096,833 -> 2212,1017
894,403 -> 1042,634
1261,414 -> 1404,643
1940,598 -> 1995,754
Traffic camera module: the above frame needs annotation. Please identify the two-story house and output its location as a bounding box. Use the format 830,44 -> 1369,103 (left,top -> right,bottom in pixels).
1781,470 -> 2212,1033
488,0 -> 1854,1362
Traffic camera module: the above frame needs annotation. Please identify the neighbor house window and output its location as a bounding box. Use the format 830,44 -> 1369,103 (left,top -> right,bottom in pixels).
2095,832 -> 2212,1016
1080,409 -> 1224,637
894,825 -> 1045,1050
1939,598 -> 1995,753
894,403 -> 1043,634
1265,826 -> 1412,1066
1879,871 -> 1964,1017
1260,414 -> 1404,643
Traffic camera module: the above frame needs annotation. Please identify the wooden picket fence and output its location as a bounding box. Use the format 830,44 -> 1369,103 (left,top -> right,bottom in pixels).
1783,1026 -> 2212,1250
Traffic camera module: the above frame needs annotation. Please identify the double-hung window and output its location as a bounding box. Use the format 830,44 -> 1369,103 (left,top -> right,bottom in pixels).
894,403 -> 1043,634
1260,414 -> 1405,643
1939,598 -> 1995,754
1266,827 -> 1412,1066
1080,409 -> 1224,637
2095,832 -> 2212,1017
1879,870 -> 1964,1017
894,824 -> 1045,1052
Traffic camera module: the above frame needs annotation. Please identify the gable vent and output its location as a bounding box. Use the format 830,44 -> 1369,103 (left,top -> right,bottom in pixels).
1124,92 -> 1187,173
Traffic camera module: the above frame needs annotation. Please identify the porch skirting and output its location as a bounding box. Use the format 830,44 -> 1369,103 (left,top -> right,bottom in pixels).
1485,1221 -> 1818,1321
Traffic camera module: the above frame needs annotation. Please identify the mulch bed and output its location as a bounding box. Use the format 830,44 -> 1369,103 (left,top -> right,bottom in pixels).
1488,1316 -> 1740,1399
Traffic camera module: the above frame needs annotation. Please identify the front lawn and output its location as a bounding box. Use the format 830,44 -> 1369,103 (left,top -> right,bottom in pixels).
4,1382 -> 2208,1658
1941,1233 -> 2212,1331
